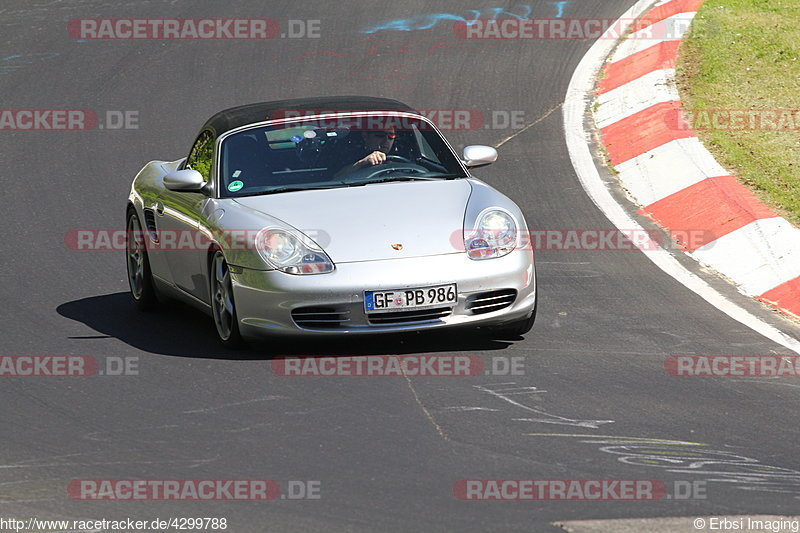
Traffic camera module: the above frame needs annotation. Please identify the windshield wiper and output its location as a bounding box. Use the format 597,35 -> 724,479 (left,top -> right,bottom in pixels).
350,176 -> 441,186
428,173 -> 466,179
259,184 -> 348,195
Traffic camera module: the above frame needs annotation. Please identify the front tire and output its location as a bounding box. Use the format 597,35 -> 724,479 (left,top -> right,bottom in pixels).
210,251 -> 243,348
491,300 -> 537,338
126,210 -> 158,311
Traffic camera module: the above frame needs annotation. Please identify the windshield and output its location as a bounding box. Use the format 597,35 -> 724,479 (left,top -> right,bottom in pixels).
218,114 -> 467,197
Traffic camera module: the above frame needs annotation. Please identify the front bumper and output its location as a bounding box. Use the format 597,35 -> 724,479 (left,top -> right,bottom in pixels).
232,249 -> 535,338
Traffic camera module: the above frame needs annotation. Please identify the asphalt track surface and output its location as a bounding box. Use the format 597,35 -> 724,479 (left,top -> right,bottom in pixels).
2,1 -> 800,531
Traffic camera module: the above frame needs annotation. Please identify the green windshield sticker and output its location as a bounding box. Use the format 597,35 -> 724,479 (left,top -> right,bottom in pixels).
228,180 -> 244,192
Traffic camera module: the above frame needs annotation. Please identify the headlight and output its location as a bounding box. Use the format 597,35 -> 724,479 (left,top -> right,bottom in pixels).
255,228 -> 334,274
464,209 -> 517,260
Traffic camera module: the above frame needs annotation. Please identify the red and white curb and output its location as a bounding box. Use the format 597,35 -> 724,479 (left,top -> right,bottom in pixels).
593,0 -> 800,320
564,0 -> 800,353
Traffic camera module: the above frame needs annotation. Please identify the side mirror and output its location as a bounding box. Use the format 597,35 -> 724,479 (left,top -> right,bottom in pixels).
462,145 -> 498,169
164,169 -> 206,192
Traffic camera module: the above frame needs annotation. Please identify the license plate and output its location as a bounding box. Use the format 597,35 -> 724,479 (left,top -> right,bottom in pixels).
364,283 -> 457,313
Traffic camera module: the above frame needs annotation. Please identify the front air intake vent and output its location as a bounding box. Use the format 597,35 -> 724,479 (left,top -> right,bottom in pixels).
292,307 -> 350,329
465,289 -> 517,315
367,307 -> 451,325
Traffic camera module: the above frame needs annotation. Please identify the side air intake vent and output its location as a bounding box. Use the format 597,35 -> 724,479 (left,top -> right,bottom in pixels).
143,209 -> 158,243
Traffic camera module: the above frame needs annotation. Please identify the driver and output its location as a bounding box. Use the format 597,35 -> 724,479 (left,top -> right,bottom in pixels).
334,127 -> 397,177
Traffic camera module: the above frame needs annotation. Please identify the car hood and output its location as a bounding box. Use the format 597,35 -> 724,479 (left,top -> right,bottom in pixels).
233,179 -> 472,262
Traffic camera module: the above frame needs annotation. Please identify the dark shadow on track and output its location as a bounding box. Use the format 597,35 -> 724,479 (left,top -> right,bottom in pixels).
57,293 -> 515,360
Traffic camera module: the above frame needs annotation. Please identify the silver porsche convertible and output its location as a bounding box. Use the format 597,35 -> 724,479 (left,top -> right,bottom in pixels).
126,97 -> 536,346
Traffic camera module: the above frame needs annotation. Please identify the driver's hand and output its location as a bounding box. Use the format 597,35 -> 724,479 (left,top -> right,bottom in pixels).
357,151 -> 386,167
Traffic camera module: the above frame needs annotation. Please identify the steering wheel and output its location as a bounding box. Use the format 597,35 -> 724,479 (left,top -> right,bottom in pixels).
346,160 -> 429,181
359,165 -> 420,179
385,154 -> 414,164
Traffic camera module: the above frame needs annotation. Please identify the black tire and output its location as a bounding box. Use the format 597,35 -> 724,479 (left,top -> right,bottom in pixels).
491,300 -> 537,339
126,210 -> 159,311
210,250 -> 243,348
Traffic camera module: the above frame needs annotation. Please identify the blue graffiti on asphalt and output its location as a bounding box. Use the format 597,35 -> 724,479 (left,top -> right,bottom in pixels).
361,2 -> 572,33
362,5 -> 529,34
552,1 -> 569,18
0,53 -> 60,74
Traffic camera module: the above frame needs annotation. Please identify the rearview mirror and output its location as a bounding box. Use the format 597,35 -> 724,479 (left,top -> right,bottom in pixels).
462,145 -> 498,169
164,169 -> 206,192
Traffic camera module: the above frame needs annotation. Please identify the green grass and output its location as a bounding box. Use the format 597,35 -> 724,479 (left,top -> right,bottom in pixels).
676,0 -> 800,226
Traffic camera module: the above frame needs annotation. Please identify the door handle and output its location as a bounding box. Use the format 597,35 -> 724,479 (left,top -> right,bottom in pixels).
155,202 -> 165,216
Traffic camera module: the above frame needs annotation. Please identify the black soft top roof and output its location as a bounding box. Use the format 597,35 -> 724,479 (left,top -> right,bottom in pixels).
202,96 -> 418,136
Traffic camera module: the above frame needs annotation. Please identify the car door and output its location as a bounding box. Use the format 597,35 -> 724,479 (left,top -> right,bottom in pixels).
158,130 -> 216,302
